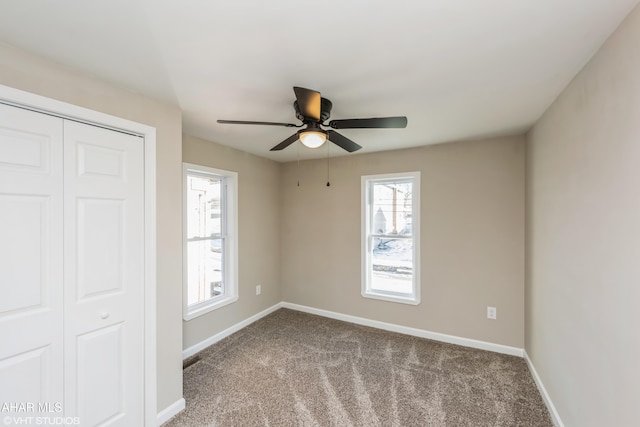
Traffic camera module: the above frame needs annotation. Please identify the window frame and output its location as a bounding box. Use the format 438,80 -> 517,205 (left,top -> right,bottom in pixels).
183,163 -> 238,320
361,171 -> 421,305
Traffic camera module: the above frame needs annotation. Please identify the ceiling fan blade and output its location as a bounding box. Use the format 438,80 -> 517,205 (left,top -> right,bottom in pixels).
328,116 -> 408,129
218,119 -> 300,127
327,130 -> 362,153
270,133 -> 299,151
293,87 -> 321,121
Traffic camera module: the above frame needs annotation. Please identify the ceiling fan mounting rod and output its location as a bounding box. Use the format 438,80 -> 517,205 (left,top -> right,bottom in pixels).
303,122 -> 323,131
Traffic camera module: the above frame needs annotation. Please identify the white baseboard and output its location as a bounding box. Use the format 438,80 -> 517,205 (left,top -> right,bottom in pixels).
182,302 -> 284,359
524,351 -> 565,427
281,302 -> 524,357
156,397 -> 185,426
182,300 -> 524,361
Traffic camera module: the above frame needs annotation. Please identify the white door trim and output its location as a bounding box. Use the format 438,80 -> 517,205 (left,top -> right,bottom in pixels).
0,84 -> 158,426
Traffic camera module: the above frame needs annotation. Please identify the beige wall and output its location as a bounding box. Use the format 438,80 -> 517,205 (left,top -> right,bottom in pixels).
525,4 -> 640,426
182,135 -> 282,349
0,42 -> 184,412
281,136 -> 525,348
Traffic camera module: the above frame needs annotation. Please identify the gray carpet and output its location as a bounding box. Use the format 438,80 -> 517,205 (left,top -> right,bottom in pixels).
165,309 -> 553,426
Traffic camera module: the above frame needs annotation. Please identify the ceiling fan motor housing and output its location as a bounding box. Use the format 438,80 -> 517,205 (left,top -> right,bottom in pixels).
294,98 -> 333,123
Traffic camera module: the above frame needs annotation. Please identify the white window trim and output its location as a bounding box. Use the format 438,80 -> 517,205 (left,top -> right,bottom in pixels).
361,171 -> 421,305
183,163 -> 238,320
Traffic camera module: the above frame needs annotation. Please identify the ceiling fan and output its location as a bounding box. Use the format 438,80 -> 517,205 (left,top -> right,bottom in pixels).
217,86 -> 408,153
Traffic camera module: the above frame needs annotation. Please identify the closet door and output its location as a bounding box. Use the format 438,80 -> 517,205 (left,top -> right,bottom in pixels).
63,121 -> 145,426
0,104 -> 64,414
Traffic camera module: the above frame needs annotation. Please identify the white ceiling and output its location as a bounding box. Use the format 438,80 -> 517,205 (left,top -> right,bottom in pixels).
0,0 -> 638,161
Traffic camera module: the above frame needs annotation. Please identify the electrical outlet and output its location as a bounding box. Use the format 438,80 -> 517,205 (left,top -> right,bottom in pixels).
487,306 -> 497,320
256,285 -> 261,295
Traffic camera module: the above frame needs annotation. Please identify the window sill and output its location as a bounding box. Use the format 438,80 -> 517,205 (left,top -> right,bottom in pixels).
183,294 -> 238,321
362,290 -> 420,305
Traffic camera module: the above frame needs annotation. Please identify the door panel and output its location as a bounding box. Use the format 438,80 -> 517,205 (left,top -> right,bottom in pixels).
0,104 -> 63,416
77,199 -> 125,300
0,346 -> 51,406
63,120 -> 144,426
77,142 -> 125,179
0,195 -> 49,313
0,122 -> 51,173
76,323 -> 125,426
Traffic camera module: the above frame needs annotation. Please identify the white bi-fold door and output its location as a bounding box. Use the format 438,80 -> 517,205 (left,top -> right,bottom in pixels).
0,103 -> 64,414
0,103 -> 145,426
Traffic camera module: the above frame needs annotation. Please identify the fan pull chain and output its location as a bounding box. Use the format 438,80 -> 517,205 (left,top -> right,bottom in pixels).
326,140 -> 331,187
297,140 -> 300,187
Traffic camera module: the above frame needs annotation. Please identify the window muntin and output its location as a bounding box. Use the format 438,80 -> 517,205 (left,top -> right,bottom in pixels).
362,172 -> 420,304
183,163 -> 238,320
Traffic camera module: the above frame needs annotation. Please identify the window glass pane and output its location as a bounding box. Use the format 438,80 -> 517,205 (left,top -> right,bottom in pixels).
186,174 -> 222,239
372,180 -> 412,236
186,238 -> 224,306
370,237 -> 413,294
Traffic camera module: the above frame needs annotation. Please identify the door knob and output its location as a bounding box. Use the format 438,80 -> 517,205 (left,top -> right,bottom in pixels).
100,312 -> 110,320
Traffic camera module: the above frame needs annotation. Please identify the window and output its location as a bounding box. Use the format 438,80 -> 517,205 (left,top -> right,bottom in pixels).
362,172 -> 420,304
183,163 -> 238,320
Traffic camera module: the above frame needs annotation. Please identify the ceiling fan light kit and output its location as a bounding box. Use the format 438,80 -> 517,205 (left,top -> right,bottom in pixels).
218,86 -> 408,153
299,130 -> 326,148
